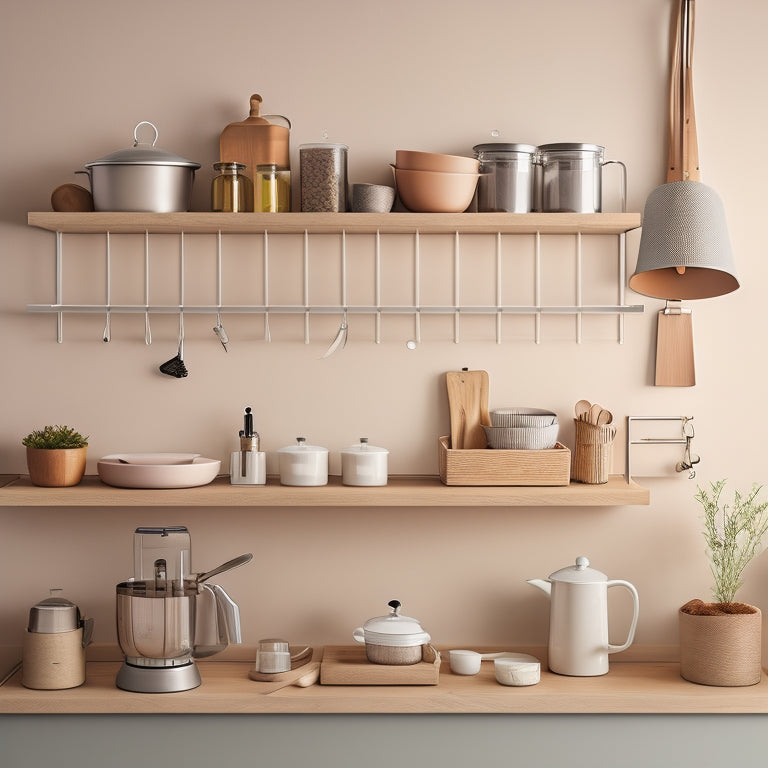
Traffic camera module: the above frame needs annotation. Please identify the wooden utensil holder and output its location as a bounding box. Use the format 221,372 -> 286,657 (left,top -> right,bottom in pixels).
571,420 -> 617,484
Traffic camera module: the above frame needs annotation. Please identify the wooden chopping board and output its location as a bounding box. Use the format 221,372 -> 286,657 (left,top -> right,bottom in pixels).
219,93 -> 290,182
446,370 -> 490,449
655,310 -> 695,386
320,645 -> 440,686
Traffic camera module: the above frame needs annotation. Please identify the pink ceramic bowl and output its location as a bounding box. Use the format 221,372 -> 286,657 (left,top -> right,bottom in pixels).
392,166 -> 479,213
395,150 -> 479,174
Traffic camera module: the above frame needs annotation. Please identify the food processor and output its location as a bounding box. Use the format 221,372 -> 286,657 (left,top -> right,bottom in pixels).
115,526 -> 252,693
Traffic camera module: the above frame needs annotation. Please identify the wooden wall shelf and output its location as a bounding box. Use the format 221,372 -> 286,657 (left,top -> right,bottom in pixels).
0,474 -> 649,507
28,211 -> 641,236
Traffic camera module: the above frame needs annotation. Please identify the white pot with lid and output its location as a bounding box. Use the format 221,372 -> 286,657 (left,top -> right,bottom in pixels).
353,600 -> 431,665
341,438 -> 389,486
277,437 -> 328,486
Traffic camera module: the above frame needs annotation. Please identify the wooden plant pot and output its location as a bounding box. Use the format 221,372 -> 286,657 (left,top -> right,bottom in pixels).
679,605 -> 762,687
26,446 -> 87,487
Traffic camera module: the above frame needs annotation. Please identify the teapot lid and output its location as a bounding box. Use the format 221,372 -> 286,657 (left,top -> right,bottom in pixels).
549,556 -> 606,583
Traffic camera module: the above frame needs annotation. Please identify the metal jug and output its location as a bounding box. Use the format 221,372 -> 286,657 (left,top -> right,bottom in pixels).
527,556 -> 639,676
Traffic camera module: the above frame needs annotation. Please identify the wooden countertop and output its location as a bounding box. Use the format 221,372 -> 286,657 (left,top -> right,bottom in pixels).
2,647 -> 767,714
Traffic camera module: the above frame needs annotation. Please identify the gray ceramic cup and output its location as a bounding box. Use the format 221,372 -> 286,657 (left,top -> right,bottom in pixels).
351,183 -> 395,213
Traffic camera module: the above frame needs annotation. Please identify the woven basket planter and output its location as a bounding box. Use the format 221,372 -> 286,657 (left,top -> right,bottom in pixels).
679,604 -> 763,687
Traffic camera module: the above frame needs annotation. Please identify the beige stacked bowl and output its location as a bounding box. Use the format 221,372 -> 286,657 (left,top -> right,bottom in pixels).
392,150 -> 480,213
483,408 -> 559,450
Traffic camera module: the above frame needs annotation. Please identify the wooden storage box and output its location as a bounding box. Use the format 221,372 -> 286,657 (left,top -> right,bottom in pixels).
438,436 -> 571,486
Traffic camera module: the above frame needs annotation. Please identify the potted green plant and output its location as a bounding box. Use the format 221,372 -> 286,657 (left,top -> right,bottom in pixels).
22,425 -> 89,487
679,479 -> 768,686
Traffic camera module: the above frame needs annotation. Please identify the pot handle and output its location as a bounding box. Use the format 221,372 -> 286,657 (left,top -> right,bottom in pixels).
352,627 -> 365,644
601,160 -> 627,213
74,169 -> 92,192
133,121 -> 159,148
606,580 -> 640,654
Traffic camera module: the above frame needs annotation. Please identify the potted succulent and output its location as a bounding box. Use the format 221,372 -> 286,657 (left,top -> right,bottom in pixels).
22,425 -> 89,487
679,479 -> 768,686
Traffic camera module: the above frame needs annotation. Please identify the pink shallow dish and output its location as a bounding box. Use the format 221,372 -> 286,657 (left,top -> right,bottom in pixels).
395,150 -> 479,174
97,455 -> 221,488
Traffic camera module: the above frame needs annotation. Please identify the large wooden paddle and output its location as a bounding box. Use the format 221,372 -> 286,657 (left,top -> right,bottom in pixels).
446,370 -> 490,450
656,0 -> 698,387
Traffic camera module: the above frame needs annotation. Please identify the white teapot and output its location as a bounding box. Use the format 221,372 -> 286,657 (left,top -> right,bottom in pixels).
527,556 -> 639,676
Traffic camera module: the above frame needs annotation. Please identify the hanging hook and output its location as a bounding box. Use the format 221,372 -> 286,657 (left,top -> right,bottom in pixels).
675,416 -> 700,478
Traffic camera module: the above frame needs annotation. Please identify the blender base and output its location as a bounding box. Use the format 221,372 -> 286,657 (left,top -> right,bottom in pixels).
116,661 -> 202,693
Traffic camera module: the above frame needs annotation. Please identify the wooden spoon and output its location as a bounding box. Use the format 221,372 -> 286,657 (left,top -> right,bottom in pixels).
596,409 -> 613,426
588,403 -> 604,425
574,400 -> 591,421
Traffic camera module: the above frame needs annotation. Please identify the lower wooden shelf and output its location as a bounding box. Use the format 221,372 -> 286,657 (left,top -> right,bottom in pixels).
1,646 -> 765,714
0,474 -> 649,507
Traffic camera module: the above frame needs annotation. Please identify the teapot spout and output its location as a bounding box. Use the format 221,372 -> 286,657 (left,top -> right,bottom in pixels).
527,578 -> 552,596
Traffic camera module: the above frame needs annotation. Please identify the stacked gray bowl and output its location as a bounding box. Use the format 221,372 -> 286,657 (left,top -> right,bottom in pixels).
482,408 -> 559,449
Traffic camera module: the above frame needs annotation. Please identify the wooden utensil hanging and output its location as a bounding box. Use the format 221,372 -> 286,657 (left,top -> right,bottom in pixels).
656,0 -> 698,387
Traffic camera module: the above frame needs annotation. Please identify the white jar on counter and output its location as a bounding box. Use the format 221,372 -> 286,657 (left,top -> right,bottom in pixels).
277,437 -> 328,486
340,438 -> 389,486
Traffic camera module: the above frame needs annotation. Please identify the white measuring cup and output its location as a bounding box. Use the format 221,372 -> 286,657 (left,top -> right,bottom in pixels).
448,649 -> 538,676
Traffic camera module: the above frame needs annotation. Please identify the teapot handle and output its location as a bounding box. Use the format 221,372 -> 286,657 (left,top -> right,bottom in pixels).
606,580 -> 640,654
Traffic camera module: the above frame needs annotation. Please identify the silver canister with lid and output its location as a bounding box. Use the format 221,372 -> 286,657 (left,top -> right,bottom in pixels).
22,593 -> 94,690
473,143 -> 536,213
535,143 -> 626,213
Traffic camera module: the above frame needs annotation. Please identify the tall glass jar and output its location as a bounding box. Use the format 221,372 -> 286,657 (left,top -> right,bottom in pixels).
255,164 -> 291,212
211,162 -> 253,212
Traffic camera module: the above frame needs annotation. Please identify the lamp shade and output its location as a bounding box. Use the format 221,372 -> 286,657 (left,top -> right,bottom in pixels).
629,180 -> 739,300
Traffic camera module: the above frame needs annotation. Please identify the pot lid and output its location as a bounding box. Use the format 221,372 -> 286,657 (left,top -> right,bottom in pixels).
277,437 -> 328,454
85,121 -> 201,169
548,556 -> 607,583
361,599 -> 429,642
341,438 -> 389,455
28,595 -> 81,633
473,143 -> 536,154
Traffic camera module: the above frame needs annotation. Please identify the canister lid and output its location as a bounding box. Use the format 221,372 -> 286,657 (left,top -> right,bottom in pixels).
28,596 -> 81,633
537,143 -> 604,155
473,143 -> 536,155
340,438 -> 389,455
277,437 -> 329,454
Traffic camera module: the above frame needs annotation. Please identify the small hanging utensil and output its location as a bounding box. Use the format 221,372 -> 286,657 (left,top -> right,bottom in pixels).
213,311 -> 229,352
321,310 -> 348,359
159,311 -> 188,378
102,307 -> 111,343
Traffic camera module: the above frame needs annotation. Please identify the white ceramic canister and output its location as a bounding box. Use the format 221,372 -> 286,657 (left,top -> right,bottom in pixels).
277,437 -> 329,486
340,438 -> 389,486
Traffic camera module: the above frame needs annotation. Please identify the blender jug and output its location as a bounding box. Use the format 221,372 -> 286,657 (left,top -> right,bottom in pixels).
116,526 -> 251,693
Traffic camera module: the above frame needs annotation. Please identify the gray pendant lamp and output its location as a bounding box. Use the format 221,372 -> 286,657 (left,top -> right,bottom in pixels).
629,0 -> 739,386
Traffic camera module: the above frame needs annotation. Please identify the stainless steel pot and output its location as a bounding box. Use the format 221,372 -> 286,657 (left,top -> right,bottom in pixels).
80,121 -> 201,212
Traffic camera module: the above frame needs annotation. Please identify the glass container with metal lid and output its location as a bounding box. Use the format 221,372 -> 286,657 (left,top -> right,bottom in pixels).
536,143 -> 626,213
473,143 -> 536,213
